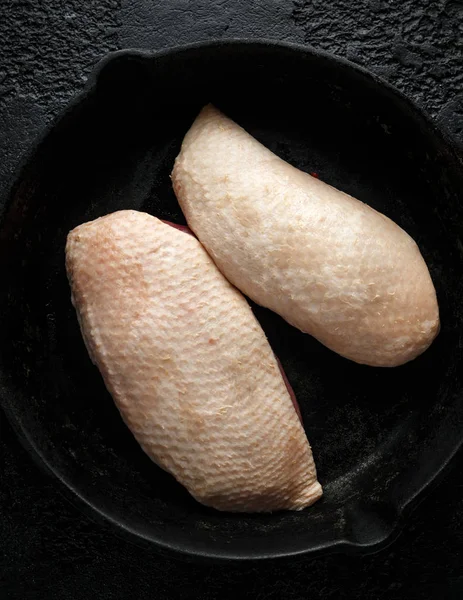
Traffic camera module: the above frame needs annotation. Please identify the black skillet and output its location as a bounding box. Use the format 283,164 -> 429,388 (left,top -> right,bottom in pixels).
0,40 -> 462,561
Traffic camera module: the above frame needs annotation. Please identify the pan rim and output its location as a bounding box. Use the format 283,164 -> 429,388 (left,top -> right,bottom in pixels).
1,38 -> 462,562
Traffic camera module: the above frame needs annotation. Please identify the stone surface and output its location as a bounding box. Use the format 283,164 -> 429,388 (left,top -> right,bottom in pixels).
0,0 -> 462,598
292,0 -> 463,120
0,0 -> 119,200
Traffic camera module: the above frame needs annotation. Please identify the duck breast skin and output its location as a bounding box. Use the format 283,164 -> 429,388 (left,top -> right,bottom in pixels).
66,210 -> 322,512
172,105 -> 439,367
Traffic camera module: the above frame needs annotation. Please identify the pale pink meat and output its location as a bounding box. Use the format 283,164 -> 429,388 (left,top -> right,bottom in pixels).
66,210 -> 321,512
172,105 -> 440,367
163,219 -> 303,420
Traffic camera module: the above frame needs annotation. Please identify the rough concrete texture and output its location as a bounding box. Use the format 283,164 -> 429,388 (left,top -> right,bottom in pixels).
292,0 -> 463,122
0,1 -> 119,199
0,0 -> 119,111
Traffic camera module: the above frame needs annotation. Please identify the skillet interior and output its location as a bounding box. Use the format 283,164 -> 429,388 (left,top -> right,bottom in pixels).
0,41 -> 462,560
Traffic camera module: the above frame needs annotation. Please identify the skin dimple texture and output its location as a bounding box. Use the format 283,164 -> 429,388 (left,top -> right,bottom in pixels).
172,105 -> 440,367
65,210 -> 321,512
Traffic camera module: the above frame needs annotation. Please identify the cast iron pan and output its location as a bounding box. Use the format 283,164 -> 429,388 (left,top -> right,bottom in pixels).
0,40 -> 462,561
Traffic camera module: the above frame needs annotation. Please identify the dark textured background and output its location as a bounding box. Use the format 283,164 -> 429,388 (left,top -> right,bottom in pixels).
0,1 -> 462,598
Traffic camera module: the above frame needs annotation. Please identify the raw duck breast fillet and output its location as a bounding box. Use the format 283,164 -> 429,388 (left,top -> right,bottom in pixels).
66,210 -> 322,512
171,105 -> 440,367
